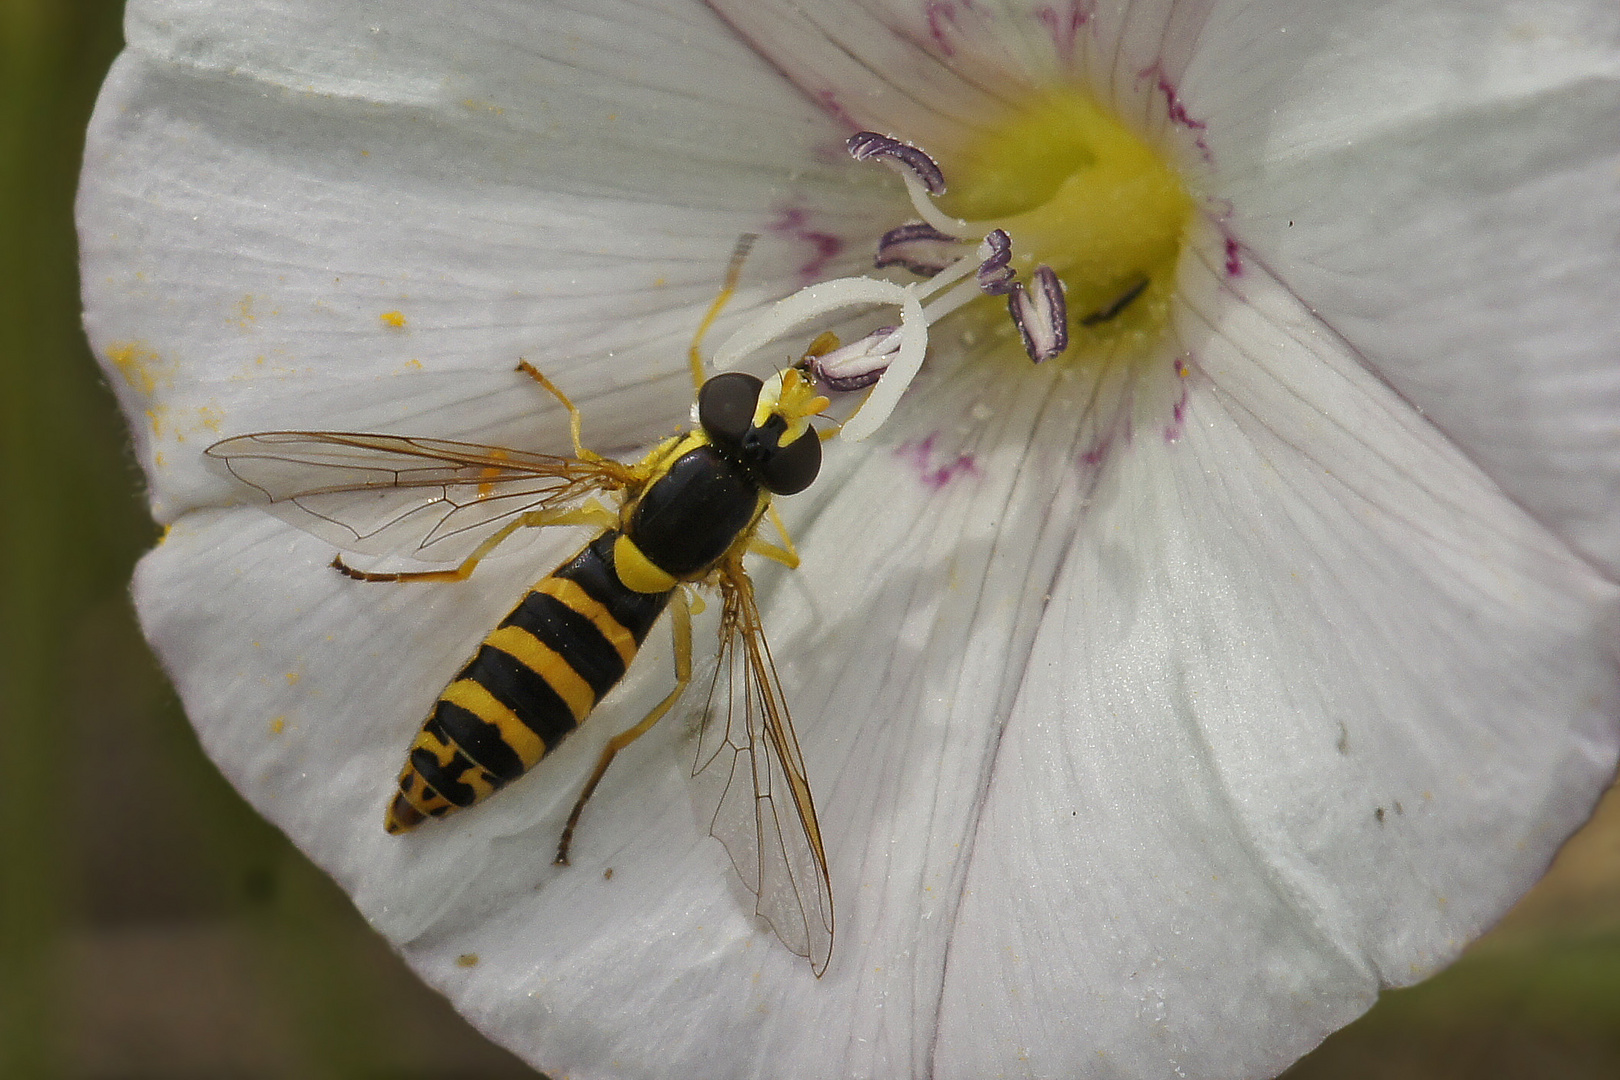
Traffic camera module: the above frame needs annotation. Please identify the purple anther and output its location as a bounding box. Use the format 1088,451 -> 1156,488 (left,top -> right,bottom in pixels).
847,131 -> 947,195
875,221 -> 962,275
976,229 -> 1016,295
803,326 -> 901,391
1008,265 -> 1068,362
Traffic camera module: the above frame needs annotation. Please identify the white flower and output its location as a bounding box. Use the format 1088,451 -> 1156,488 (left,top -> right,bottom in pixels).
79,2 -> 1620,1079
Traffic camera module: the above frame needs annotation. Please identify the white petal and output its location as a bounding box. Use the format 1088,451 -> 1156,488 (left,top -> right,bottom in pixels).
934,235 -> 1620,1078
707,0 -> 1010,151
707,0 -> 1620,573
81,0 -> 896,522
92,3 -> 1620,1077
706,0 -> 1218,158
1193,0 -> 1620,573
130,326 -> 1121,1077
139,238 -> 1619,1078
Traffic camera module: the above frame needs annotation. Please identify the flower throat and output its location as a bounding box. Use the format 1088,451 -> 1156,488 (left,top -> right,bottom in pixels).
938,91 -> 1194,360
713,89 -> 1197,440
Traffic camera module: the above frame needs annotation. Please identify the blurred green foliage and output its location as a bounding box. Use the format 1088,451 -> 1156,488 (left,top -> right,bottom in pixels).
0,3 -> 534,1077
1,2 -> 1616,1078
2,2 -> 139,1074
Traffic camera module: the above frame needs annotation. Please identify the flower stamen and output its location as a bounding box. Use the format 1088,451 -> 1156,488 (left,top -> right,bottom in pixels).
846,132 -> 980,237
798,326 -> 900,391
710,274 -> 928,442
846,131 -> 947,196
1007,266 -> 1068,363
717,101 -> 1189,443
713,224 -> 1025,438
875,222 -> 960,276
846,132 -> 1066,366
975,229 -> 1016,296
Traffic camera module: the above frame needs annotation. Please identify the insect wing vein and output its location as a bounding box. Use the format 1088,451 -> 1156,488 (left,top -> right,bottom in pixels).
697,565 -> 834,975
206,431 -> 627,560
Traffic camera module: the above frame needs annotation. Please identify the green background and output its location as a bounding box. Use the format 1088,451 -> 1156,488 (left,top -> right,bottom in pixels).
3,3 -> 1617,1077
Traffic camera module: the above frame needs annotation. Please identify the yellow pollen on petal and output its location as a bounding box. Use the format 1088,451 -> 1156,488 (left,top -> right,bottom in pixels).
106,341 -> 171,396
936,91 -> 1195,361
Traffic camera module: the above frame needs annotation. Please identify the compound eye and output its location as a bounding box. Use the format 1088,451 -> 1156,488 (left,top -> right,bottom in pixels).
759,426 -> 821,495
698,372 -> 764,445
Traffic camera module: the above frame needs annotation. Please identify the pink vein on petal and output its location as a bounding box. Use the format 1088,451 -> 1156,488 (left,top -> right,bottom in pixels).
814,88 -> 858,131
1138,62 -> 1212,161
769,207 -> 846,284
925,2 -> 960,58
1165,358 -> 1193,442
1036,1 -> 1093,68
1224,236 -> 1244,278
1080,435 -> 1112,467
896,434 -> 980,490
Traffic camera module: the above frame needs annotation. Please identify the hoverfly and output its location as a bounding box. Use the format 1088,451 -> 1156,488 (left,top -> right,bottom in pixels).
205,248 -> 836,975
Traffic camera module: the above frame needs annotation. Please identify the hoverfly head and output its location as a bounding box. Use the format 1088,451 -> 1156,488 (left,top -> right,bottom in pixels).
698,369 -> 828,496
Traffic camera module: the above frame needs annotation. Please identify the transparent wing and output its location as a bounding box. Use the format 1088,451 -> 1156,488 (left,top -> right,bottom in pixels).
206,431 -> 632,561
693,557 -> 834,976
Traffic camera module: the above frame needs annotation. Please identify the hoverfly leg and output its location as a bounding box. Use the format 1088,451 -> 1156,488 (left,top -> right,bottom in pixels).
563,498 -> 620,533
555,587 -> 695,866
743,503 -> 800,570
333,503 -> 619,583
515,359 -> 605,463
687,234 -> 759,392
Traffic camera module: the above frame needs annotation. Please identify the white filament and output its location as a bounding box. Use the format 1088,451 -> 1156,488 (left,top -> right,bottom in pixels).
901,171 -> 971,237
711,273 -> 932,443
712,276 -> 914,372
909,247 -> 980,303
836,287 -> 928,442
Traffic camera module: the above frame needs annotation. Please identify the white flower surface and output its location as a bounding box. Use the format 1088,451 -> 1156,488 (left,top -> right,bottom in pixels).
79,2 -> 1620,1079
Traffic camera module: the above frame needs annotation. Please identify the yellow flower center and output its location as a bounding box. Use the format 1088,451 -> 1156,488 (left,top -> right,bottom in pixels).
937,91 -> 1195,361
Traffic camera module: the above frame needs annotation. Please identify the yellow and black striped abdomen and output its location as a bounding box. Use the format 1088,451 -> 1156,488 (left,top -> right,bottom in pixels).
386,531 -> 673,833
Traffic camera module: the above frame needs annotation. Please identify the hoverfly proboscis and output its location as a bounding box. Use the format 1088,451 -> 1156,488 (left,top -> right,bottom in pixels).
205,248 -> 837,976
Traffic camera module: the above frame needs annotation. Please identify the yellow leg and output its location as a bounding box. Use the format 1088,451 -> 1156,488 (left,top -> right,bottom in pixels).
555,588 -> 694,865
332,503 -> 617,583
687,234 -> 758,393
744,502 -> 801,569
516,359 -> 604,463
